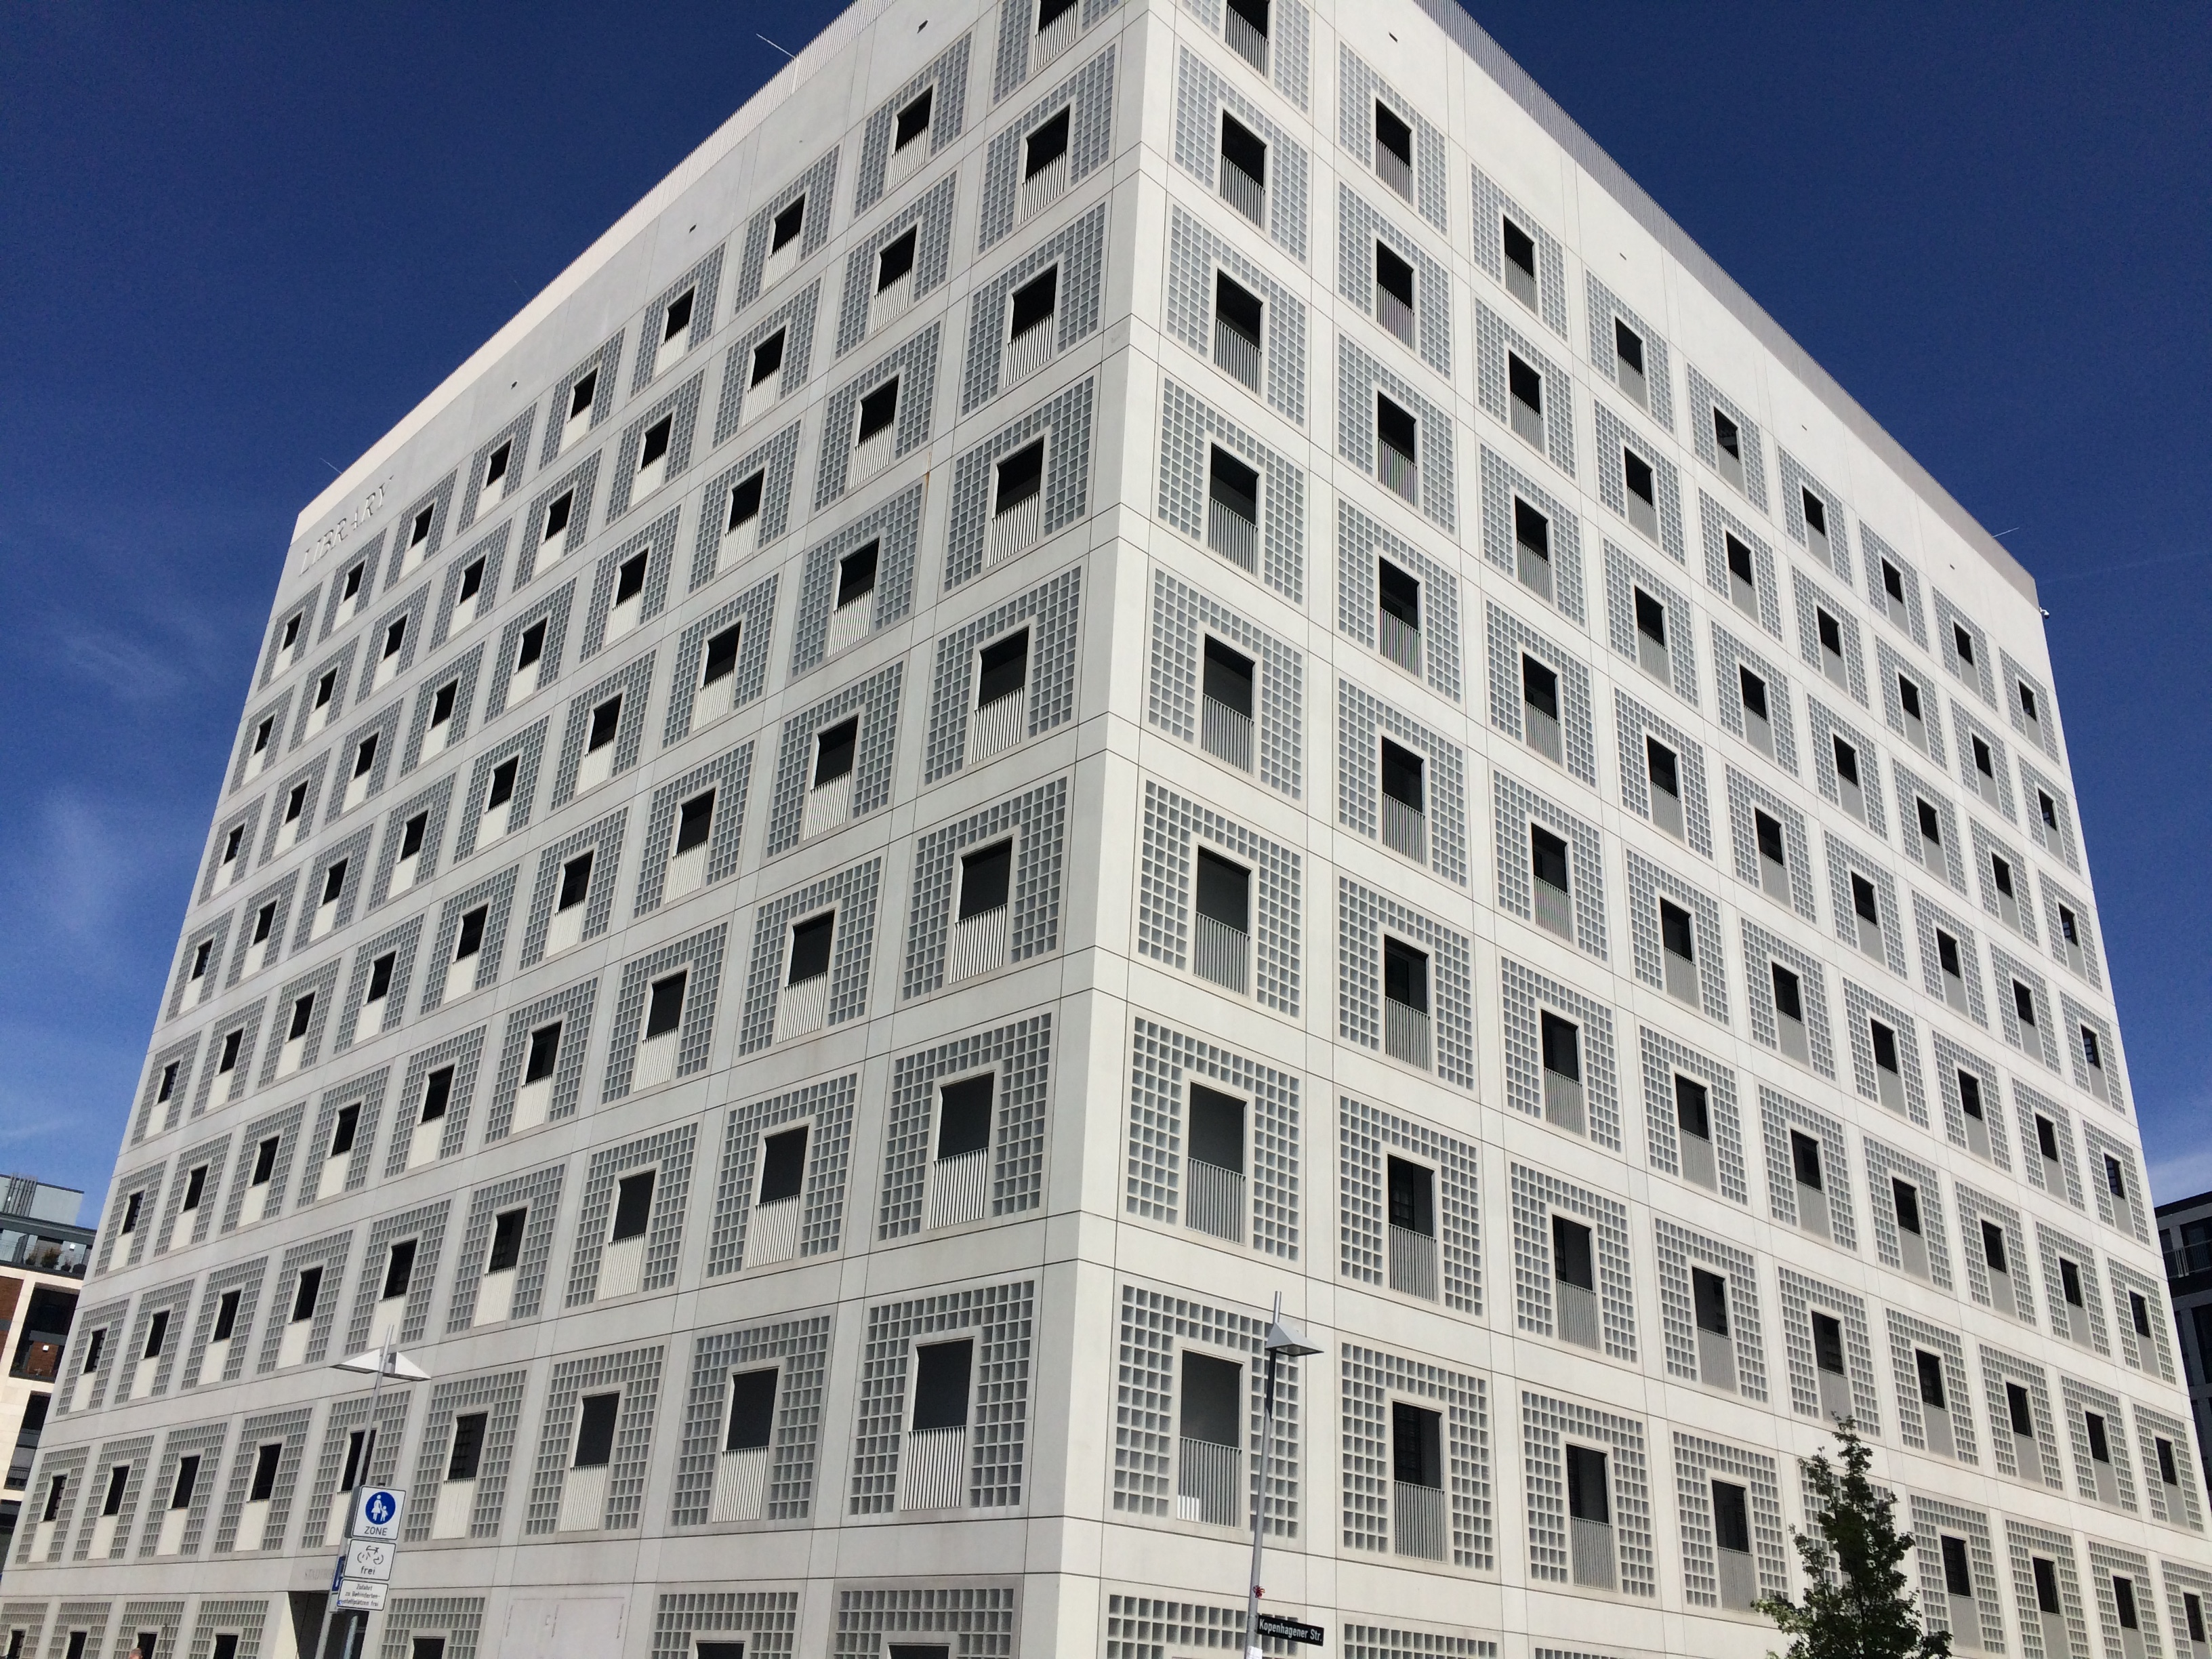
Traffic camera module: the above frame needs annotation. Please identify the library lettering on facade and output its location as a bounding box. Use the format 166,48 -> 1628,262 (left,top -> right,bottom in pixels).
9,0 -> 2196,1653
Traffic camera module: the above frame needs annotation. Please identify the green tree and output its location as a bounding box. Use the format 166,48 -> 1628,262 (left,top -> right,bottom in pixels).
1758,1420 -> 1950,1659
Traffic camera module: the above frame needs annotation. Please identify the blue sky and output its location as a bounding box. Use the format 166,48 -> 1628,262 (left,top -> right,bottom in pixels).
1,3 -> 2205,1207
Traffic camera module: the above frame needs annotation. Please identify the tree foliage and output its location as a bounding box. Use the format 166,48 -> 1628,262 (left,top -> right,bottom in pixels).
1758,1420 -> 1950,1659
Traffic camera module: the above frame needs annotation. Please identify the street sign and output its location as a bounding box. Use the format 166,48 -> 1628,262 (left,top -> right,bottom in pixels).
1254,1614 -> 1325,1645
352,1486 -> 405,1541
342,1537 -> 396,1582
333,1580 -> 388,1613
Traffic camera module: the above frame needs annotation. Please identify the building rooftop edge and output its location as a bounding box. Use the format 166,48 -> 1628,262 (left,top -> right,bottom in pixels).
2155,1189 -> 2212,1217
288,0 -> 2038,608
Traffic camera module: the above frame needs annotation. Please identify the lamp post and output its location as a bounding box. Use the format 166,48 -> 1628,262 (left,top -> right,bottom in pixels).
315,1330 -> 428,1659
1245,1293 -> 1319,1659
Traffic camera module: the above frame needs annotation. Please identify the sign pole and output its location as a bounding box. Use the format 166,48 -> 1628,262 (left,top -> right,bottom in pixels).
1245,1294 -> 1279,1659
337,1327 -> 396,1659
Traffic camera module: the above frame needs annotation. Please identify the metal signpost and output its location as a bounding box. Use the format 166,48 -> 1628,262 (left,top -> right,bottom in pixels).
312,1332 -> 427,1658
1244,1294 -> 1322,1657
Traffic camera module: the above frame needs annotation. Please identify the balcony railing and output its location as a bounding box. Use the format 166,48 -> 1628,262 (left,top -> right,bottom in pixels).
1177,1437 -> 1241,1527
2167,1241 -> 2212,1279
1384,998 -> 1430,1069
1201,696 -> 1254,772
1208,499 -> 1259,573
1382,797 -> 1426,864
1221,161 -> 1266,226
1389,1225 -> 1437,1300
1378,445 -> 1419,505
1394,1480 -> 1446,1559
1194,916 -> 1250,996
1378,613 -> 1422,677
1214,321 -> 1263,392
1224,9 -> 1268,73
1186,1159 -> 1244,1244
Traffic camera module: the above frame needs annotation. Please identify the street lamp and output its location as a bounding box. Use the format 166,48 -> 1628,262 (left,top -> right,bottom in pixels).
1245,1293 -> 1319,1659
314,1330 -> 429,1659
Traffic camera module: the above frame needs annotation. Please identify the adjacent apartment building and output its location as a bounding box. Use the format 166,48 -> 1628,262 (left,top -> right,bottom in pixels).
0,1177 -> 90,1579
10,0 -> 2200,1654
2159,1193 -> 2212,1490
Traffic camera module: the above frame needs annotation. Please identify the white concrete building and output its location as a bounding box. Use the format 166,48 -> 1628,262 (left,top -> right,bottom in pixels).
11,0 -> 2201,1654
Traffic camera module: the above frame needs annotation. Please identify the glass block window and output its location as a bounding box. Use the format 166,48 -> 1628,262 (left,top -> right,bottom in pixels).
766,662 -> 904,851
602,924 -> 726,1100
1338,679 -> 1466,883
78,1437 -> 152,1561
630,246 -> 723,391
1778,450 -> 1851,579
343,1199 -> 447,1352
444,1160 -> 564,1332
1474,304 -> 1573,475
832,1584 -> 1015,1659
1723,766 -> 1816,919
320,552 -> 381,636
1807,698 -> 1887,833
1759,1084 -> 1856,1248
564,1124 -> 697,1305
1954,704 -> 2020,824
1340,1342 -> 1490,1568
2087,1544 -> 2163,1658
403,1370 -> 527,1544
1615,699 -> 1713,859
2038,871 -> 2103,989
836,173 -> 958,356
1858,520 -> 1929,644
1492,772 -> 1607,957
292,828 -> 371,949
1336,499 -> 1457,699
417,863 -> 518,1012
2107,1258 -> 2176,1379
1158,378 -> 1305,598
216,1099 -> 299,1231
1993,945 -> 2061,1070
1593,405 -> 1685,567
705,1072 -> 856,1275
1499,958 -> 1620,1147
736,858 -> 882,1054
209,1405 -> 308,1553
848,1279 -> 1036,1513
811,320 -> 940,510
1671,1433 -> 1788,1604
714,276 -> 819,440
512,457 -> 599,588
199,798 -> 264,899
1956,1183 -> 2036,1319
2035,1220 -> 2110,1352
260,586 -> 321,685
1791,565 -> 1868,704
691,422 -> 802,591
1340,337 -> 1455,530
1113,1282 -> 1300,1536
1603,544 -> 1697,700
1126,1017 -> 1299,1261
651,1591 -> 801,1659
550,661 -> 651,808
1774,1266 -> 1879,1427
1686,365 -> 1768,510
484,582 -> 573,719
1841,979 -> 1926,1120
426,521 -> 506,650
303,1064 -> 387,1198
627,749 -> 752,919
1509,1164 -> 1635,1359
1652,1222 -> 1765,1397
984,41 -> 1118,243
967,205 -> 1111,407
134,1034 -> 200,1143
1486,603 -> 1596,784
151,1130 -> 228,1253
2020,757 -> 2079,871
523,1344 -> 664,1534
902,775 -> 1067,995
2002,647 -> 2062,758
537,331 -> 623,466
2015,1082 -> 2086,1208
1164,203 -> 1305,424
1136,781 -> 1300,1013
379,1598 -> 486,1659
516,807 -> 625,967
255,1227 -> 354,1374
1471,165 -> 1566,335
733,147 -> 839,310
1151,565 -> 1303,794
1865,1137 -> 1952,1286
14,1448 -> 86,1565
1104,1593 -> 1294,1658
1172,47 -> 1305,260
1519,1390 -> 1653,1595
1586,274 -> 1674,429
1980,1345 -> 2064,1487
665,572 -> 777,741
941,376 -> 1093,588
2062,994 -> 2125,1109
2131,1403 -> 2203,1528
877,1014 -> 1053,1237
1339,184 -> 1450,376
578,523 -> 678,672
112,1603 -> 183,1658
1340,49 -> 1445,228
1896,772 -> 1964,897
457,409 -> 537,533
1743,921 -> 1837,1076
790,486 -> 919,676
116,1279 -> 194,1401
668,1315 -> 834,1525
1479,445 -> 1581,619
1624,858 -> 1729,1033
258,760 -> 331,863
1337,1095 -> 1477,1310
855,32 -> 971,210
483,977 -> 596,1141
1915,893 -> 1989,1025
1639,1026 -> 1747,1201
2059,1376 -> 2135,1507
602,375 -> 703,525
180,1258 -> 265,1390
96,1164 -> 164,1276
386,1025 -> 487,1174
1935,590 -> 1996,705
